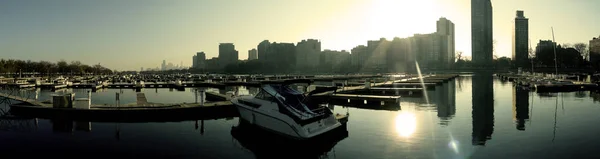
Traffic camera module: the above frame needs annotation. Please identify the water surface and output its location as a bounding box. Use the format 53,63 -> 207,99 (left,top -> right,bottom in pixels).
1,75 -> 600,158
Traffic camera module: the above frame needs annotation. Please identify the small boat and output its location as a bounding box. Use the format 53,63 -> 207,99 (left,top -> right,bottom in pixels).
231,82 -> 347,140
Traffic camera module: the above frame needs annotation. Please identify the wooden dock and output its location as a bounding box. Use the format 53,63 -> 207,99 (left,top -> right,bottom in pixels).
313,94 -> 401,105
310,74 -> 458,106
0,91 -> 237,122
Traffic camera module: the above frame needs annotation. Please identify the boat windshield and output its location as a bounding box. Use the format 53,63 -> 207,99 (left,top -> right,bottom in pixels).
262,84 -> 316,115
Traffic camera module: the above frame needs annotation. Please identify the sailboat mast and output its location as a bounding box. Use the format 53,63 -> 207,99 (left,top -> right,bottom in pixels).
552,27 -> 558,76
530,39 -> 534,73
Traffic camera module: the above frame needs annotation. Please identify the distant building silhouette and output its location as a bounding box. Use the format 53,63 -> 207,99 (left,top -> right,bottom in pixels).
471,0 -> 493,67
590,36 -> 600,69
414,33 -> 445,69
321,49 -> 350,71
387,37 -> 413,73
218,43 -> 239,69
195,52 -> 206,69
206,57 -> 220,71
350,45 -> 368,69
296,39 -> 321,69
268,42 -> 297,71
348,18 -> 454,72
248,49 -> 258,61
535,40 -> 556,55
437,17 -> 456,68
161,60 -> 166,71
365,38 -> 389,71
257,40 -> 271,63
192,55 -> 197,68
513,11 -> 529,68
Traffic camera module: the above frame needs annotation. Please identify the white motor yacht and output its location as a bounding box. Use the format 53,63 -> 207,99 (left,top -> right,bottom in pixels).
231,83 -> 345,140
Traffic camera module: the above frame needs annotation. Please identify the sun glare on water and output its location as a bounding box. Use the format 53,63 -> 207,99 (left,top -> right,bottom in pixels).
395,112 -> 417,138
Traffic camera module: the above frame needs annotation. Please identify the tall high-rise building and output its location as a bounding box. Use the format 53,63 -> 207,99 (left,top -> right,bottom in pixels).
192,55 -> 197,68
257,40 -> 271,63
351,45 -> 368,68
218,43 -> 238,68
365,38 -> 390,71
535,40 -> 556,55
471,0 -> 493,66
248,49 -> 258,60
161,60 -> 166,71
268,42 -> 297,70
437,17 -> 455,67
590,36 -> 600,68
412,33 -> 443,69
513,10 -> 529,68
196,52 -> 206,69
296,39 -> 321,68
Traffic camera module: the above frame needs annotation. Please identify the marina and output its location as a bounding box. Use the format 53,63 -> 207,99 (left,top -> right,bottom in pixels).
0,74 -> 460,121
497,73 -> 599,92
3,74 -> 600,158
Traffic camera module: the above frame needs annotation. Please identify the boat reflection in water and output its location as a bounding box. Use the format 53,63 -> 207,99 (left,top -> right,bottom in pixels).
231,119 -> 348,159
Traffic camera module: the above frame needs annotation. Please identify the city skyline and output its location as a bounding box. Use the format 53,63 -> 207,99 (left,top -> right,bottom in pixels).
1,0 -> 599,70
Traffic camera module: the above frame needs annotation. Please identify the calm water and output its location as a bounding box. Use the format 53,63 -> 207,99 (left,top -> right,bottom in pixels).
2,74 -> 600,158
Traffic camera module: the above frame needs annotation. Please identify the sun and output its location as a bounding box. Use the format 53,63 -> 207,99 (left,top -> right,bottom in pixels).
394,112 -> 417,138
367,0 -> 440,39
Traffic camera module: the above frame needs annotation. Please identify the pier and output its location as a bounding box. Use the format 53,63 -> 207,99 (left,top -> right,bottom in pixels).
0,74 -> 461,120
0,91 -> 237,122
312,74 -> 459,108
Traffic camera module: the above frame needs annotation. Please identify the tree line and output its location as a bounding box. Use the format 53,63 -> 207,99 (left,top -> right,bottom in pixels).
0,59 -> 113,76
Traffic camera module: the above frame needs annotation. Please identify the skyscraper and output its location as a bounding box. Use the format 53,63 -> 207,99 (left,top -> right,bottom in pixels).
161,60 -> 166,71
248,49 -> 258,60
471,0 -> 493,67
192,55 -> 197,68
196,52 -> 206,69
218,43 -> 238,68
589,36 -> 600,69
257,40 -> 271,63
296,39 -> 321,68
437,17 -> 455,68
513,11 -> 529,68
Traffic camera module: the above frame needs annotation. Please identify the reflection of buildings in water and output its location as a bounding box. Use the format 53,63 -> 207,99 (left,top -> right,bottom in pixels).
51,119 -> 74,133
75,121 -> 92,132
195,120 -> 205,135
591,91 -> 600,103
574,91 -> 587,98
513,86 -> 530,131
435,80 -> 456,125
471,73 -> 494,146
51,120 -> 92,133
0,117 -> 38,132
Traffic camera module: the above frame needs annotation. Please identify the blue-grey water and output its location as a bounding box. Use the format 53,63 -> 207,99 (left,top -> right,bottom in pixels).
2,75 -> 600,158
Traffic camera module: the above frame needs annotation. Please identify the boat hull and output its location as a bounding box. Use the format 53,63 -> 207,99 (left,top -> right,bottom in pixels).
233,99 -> 343,140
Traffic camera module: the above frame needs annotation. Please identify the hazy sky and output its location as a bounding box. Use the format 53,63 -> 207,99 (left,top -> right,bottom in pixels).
1,0 -> 599,70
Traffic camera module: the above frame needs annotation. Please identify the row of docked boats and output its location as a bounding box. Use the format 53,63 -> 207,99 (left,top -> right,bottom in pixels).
501,74 -> 598,92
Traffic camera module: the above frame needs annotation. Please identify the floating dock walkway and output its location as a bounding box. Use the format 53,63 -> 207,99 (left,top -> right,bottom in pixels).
0,92 -> 237,122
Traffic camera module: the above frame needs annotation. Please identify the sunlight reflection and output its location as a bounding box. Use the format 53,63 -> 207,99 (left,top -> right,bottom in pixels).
395,112 -> 417,138
448,139 -> 459,154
